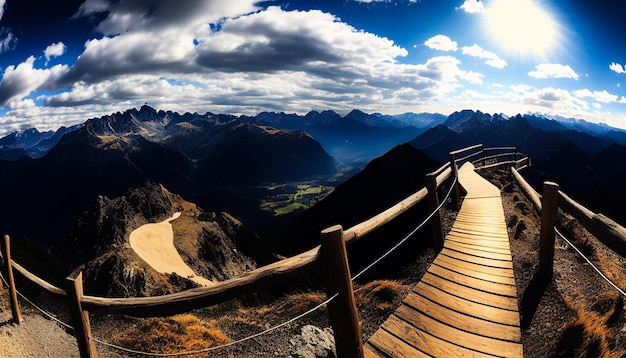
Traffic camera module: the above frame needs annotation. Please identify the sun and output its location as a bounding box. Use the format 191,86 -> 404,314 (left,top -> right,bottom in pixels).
483,0 -> 559,58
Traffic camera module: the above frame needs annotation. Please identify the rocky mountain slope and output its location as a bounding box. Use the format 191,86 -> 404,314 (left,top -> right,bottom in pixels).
63,182 -> 258,297
0,105 -> 338,245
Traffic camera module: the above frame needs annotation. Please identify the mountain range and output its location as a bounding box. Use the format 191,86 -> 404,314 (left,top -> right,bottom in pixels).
3,106 -> 626,288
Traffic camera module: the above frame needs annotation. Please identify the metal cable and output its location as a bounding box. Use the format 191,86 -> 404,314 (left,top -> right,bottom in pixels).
91,292 -> 339,356
0,270 -> 74,331
91,176 -> 458,356
554,228 -> 626,298
0,175 -> 458,356
352,176 -> 457,281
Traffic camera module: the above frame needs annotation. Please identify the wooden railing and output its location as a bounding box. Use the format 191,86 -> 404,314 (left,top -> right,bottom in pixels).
1,144 -> 528,358
511,167 -> 626,266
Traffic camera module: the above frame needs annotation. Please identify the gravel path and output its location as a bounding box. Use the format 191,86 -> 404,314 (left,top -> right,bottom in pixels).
0,301 -> 79,358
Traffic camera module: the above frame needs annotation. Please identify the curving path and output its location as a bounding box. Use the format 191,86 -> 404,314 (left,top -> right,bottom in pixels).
129,212 -> 214,287
365,162 -> 523,357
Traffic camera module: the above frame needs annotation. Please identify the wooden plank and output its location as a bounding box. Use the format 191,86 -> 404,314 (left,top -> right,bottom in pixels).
445,240 -> 513,259
413,282 -> 520,326
421,272 -> 518,311
428,264 -> 517,297
363,344 -> 383,358
401,293 -> 521,342
441,248 -> 513,269
382,314 -> 497,358
432,259 -> 516,285
433,257 -> 516,286
449,227 -> 510,239
367,327 -> 429,358
435,254 -> 515,279
394,303 -> 523,357
445,234 -> 512,250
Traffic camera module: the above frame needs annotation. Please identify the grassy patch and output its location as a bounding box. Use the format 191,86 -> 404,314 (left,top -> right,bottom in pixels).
110,314 -> 230,355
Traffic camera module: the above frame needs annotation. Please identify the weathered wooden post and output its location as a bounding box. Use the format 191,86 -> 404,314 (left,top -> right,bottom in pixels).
449,152 -> 461,207
539,182 -> 559,276
1,235 -> 22,324
426,173 -> 444,251
66,272 -> 98,358
320,225 -> 363,358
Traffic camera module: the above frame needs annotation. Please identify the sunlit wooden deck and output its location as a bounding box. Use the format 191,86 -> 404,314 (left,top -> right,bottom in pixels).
365,162 -> 523,357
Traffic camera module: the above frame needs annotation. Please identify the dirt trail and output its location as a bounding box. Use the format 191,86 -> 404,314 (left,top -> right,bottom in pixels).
129,212 -> 214,286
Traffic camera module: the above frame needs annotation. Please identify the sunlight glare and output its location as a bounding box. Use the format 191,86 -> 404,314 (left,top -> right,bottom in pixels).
484,0 -> 558,57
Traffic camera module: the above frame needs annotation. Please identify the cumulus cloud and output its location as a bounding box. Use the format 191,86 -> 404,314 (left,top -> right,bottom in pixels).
573,89 -> 618,103
44,42 -> 67,63
517,86 -> 589,112
424,35 -> 458,52
0,56 -> 69,106
457,0 -> 484,13
461,44 -> 507,68
610,62 -> 626,74
528,63 -> 579,80
0,0 -> 5,20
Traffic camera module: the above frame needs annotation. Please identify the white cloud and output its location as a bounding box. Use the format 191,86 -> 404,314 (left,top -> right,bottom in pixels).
573,89 -> 618,103
424,35 -> 458,52
461,44 -> 507,68
457,0 -> 484,13
528,63 -> 579,80
610,62 -> 626,74
0,56 -> 70,106
44,42 -> 67,63
619,96 -> 626,104
0,0 -> 5,20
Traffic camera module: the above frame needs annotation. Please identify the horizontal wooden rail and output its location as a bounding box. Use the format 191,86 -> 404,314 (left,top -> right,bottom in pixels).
511,167 -> 542,212
449,144 -> 482,156
483,146 -> 516,151
344,168 -> 450,243
80,246 -> 321,316
455,150 -> 483,164
511,167 -> 626,257
558,191 -> 626,257
429,162 -> 451,177
12,260 -> 67,297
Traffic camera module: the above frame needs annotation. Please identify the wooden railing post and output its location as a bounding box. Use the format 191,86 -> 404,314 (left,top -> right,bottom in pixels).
1,235 -> 22,324
66,272 -> 98,358
426,173 -> 444,251
539,182 -> 559,276
320,225 -> 363,358
449,152 -> 461,206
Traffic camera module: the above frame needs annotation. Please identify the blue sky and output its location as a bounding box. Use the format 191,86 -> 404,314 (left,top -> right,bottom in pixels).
0,0 -> 625,135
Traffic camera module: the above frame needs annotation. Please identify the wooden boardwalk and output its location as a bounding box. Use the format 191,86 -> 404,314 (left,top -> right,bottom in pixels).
365,162 -> 523,357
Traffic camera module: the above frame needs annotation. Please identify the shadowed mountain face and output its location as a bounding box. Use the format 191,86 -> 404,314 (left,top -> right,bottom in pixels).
0,106 -> 337,244
277,143 -> 442,256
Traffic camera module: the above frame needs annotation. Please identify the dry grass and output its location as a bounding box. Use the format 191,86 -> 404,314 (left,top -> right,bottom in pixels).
355,280 -> 407,313
559,292 -> 625,357
110,314 -> 230,356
